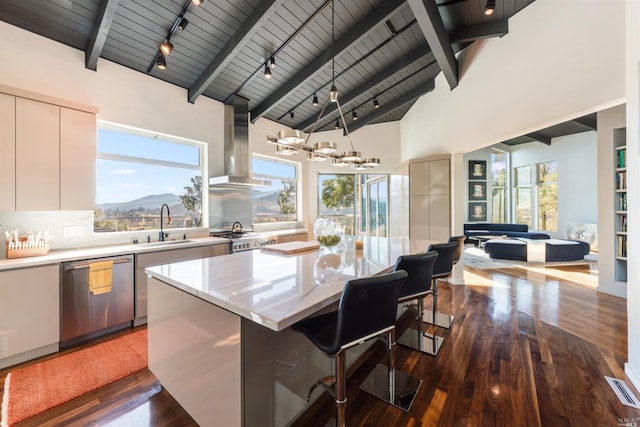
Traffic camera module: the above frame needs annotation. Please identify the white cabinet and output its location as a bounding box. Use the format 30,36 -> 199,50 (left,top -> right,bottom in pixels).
0,85 -> 97,211
0,93 -> 16,210
15,97 -> 60,210
0,265 -> 60,369
409,156 -> 451,242
134,244 -> 229,323
60,107 -> 97,210
148,277 -> 241,426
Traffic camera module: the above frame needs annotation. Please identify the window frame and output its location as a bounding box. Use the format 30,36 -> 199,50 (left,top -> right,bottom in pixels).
252,153 -> 303,227
95,121 -> 206,234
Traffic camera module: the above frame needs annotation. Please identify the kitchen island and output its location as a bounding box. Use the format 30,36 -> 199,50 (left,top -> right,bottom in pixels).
145,237 -> 429,426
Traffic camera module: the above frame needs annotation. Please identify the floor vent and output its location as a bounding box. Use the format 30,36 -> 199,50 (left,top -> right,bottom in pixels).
605,376 -> 640,409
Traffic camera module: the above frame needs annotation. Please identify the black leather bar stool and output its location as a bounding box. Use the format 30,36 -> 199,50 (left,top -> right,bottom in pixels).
292,270 -> 418,426
423,241 -> 458,330
448,235 -> 466,266
393,251 -> 442,355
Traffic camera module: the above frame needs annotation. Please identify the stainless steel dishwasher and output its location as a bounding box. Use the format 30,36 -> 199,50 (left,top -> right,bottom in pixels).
60,254 -> 134,347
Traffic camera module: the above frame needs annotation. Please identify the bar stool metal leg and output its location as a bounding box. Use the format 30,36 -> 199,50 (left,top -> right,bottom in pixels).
397,296 -> 445,356
359,328 -> 422,411
424,277 -> 454,329
335,350 -> 347,427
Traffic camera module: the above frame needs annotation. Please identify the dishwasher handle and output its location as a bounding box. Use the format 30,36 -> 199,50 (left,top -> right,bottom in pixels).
64,257 -> 133,271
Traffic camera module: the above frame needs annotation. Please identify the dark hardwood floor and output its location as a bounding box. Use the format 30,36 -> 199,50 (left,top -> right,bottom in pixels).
2,258 -> 639,426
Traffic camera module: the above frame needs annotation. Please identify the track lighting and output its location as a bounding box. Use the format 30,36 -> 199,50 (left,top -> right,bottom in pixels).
312,93 -> 319,106
179,17 -> 189,30
192,0 -> 204,5
373,98 -> 380,109
156,52 -> 167,70
484,0 -> 495,15
334,119 -> 340,129
160,39 -> 173,56
270,57 -> 276,69
352,110 -> 358,121
264,63 -> 272,78
290,111 -> 294,119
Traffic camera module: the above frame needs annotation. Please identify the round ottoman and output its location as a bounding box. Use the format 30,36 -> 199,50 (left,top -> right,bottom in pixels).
483,238 -> 590,262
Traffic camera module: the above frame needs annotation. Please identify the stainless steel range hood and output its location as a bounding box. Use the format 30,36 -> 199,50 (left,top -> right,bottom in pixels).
209,95 -> 272,188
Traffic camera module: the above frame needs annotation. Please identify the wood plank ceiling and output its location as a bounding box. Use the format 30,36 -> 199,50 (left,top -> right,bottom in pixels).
0,0 -> 536,134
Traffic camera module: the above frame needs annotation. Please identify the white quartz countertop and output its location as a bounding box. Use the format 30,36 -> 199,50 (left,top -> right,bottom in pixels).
0,236 -> 230,271
146,237 -> 429,331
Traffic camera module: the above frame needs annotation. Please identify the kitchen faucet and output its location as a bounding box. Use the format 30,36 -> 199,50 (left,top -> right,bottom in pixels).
159,203 -> 171,242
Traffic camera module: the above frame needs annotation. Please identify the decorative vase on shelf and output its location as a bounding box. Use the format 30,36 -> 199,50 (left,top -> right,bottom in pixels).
313,218 -> 345,254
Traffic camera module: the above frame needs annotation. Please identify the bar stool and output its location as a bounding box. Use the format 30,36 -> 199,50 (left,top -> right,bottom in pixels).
292,270 -> 419,426
423,241 -> 458,329
448,235 -> 466,265
393,251 -> 443,355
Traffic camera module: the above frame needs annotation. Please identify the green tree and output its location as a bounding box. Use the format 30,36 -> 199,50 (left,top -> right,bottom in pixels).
321,175 -> 355,211
179,175 -> 202,226
277,182 -> 296,216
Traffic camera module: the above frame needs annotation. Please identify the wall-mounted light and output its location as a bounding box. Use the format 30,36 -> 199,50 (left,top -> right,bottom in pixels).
264,64 -> 272,78
312,93 -> 319,106
373,97 -> 380,109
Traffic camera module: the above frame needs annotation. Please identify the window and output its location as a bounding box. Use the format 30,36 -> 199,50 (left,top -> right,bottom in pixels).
252,155 -> 300,224
318,174 -> 356,234
536,161 -> 558,231
513,161 -> 558,231
95,123 -> 204,233
491,149 -> 508,223
514,165 -> 532,227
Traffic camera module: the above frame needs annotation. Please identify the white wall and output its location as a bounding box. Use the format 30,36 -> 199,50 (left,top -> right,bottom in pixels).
625,0 -> 640,392
401,0 -> 625,160
510,132 -> 598,238
0,20 -> 401,248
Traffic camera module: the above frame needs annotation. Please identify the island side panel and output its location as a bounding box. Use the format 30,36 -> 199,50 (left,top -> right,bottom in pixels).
148,276 -> 242,426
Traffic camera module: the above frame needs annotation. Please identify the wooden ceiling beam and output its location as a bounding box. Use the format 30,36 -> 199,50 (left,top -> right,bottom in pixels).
408,0 -> 458,89
571,115 -> 597,130
526,132 -> 552,145
295,46 -> 431,132
347,79 -> 435,134
250,0 -> 405,123
449,19 -> 508,43
85,0 -> 120,71
188,0 -> 284,104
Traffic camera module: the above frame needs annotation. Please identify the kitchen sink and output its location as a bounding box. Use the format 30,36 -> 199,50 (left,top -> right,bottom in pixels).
142,239 -> 194,247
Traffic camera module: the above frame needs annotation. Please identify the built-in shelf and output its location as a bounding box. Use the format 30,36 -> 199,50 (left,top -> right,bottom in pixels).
614,128 -> 627,283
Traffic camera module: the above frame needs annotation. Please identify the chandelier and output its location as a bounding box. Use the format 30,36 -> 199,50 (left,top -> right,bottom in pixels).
266,1 -> 380,171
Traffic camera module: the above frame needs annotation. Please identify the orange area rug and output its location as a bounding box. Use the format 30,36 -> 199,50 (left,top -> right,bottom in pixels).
1,329 -> 147,427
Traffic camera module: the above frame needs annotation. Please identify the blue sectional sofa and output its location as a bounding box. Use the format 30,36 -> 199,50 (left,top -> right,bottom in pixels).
464,223 -> 551,241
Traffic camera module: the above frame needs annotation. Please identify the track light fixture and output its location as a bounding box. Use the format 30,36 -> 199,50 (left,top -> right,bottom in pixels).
266,0 -> 379,170
179,17 -> 189,30
373,98 -> 380,109
312,93 -> 319,106
270,57 -> 276,69
156,52 -> 167,70
484,0 -> 496,15
192,0 -> 204,5
290,111 -> 294,119
160,39 -> 173,56
264,63 -> 272,78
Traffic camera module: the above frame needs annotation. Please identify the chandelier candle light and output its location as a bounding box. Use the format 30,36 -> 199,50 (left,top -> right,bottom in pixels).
267,0 -> 380,170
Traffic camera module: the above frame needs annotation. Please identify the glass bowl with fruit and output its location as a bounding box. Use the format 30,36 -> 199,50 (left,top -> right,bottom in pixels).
313,218 -> 345,253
